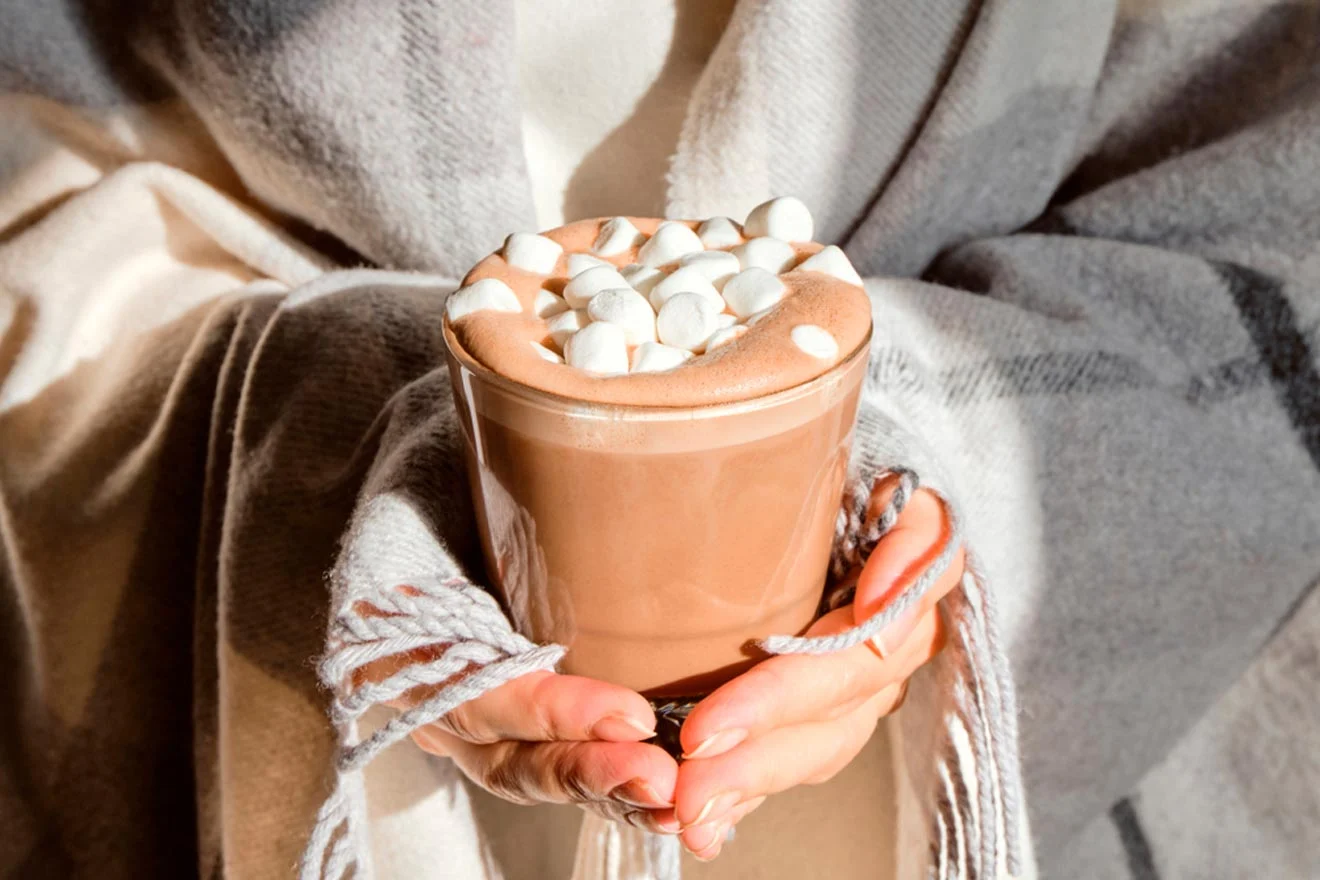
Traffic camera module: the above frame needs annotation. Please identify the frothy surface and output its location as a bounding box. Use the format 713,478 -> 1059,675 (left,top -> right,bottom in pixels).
445,214 -> 872,407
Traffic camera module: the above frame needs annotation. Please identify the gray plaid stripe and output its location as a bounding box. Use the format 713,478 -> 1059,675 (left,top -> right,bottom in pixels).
1110,798 -> 1160,880
1214,262 -> 1320,471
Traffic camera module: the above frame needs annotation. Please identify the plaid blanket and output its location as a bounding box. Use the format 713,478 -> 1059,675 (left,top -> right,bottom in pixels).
2,0 -> 1318,877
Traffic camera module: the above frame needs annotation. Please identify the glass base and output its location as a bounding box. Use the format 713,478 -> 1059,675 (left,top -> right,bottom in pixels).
647,696 -> 703,760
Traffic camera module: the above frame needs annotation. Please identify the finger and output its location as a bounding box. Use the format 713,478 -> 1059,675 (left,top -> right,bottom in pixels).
435,670 -> 656,744
854,488 -> 964,630
580,801 -> 682,835
678,605 -> 888,758
446,736 -> 678,808
683,795 -> 767,861
674,698 -> 883,831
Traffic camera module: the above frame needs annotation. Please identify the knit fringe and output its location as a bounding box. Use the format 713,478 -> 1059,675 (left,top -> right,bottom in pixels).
299,574 -> 566,880
761,471 -> 1024,879
570,813 -> 682,880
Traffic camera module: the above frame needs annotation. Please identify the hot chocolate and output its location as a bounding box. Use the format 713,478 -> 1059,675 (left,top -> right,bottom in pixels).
443,199 -> 871,696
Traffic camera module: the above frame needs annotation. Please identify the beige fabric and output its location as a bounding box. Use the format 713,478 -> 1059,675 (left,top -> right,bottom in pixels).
515,0 -> 737,228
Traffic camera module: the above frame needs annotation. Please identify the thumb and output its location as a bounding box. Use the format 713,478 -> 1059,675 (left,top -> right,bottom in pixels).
852,486 -> 964,651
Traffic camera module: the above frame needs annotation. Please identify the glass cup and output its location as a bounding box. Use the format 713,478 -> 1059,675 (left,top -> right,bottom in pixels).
443,323 -> 870,735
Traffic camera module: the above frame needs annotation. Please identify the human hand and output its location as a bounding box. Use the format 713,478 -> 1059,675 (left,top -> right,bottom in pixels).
670,480 -> 964,860
370,650 -> 681,832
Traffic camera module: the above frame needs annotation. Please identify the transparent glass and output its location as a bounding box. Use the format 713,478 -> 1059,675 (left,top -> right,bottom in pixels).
443,325 -> 871,697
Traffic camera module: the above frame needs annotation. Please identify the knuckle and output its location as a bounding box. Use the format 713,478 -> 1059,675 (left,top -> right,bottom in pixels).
523,677 -> 559,740
439,703 -> 485,743
482,744 -> 537,804
556,764 -> 596,803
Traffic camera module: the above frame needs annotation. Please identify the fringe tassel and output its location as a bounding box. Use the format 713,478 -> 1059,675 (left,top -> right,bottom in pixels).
570,814 -> 681,880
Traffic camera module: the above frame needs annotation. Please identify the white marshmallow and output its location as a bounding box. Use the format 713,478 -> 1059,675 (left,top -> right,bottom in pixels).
793,245 -> 863,287
530,341 -> 563,363
647,265 -> 724,312
503,233 -> 563,274
546,308 -> 589,348
446,278 -> 523,321
715,312 -> 738,329
587,288 -> 657,345
697,216 -> 744,249
790,324 -> 839,360
592,217 -> 644,256
679,250 -> 741,290
656,292 -> 720,352
563,265 -> 632,308
568,252 -> 612,277
565,321 -> 629,375
732,237 -> 797,273
746,307 -> 776,326
743,196 -> 814,242
631,342 -> 693,374
705,323 -> 748,351
722,267 -> 787,318
534,288 -> 569,318
637,221 -> 704,267
621,263 -> 664,297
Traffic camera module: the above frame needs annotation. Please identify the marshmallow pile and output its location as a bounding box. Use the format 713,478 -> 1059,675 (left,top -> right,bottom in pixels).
446,197 -> 864,376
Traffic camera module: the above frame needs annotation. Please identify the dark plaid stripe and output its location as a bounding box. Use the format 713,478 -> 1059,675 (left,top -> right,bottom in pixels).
1214,262 -> 1320,471
1110,798 -> 1160,880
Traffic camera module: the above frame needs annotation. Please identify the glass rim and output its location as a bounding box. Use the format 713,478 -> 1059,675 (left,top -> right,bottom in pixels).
442,319 -> 872,420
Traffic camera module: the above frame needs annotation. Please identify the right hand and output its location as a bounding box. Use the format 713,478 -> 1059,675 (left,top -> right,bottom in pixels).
391,663 -> 681,833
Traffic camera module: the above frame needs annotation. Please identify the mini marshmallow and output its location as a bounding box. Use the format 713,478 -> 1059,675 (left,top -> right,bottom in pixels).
563,265 -> 632,308
722,267 -> 787,318
621,263 -> 664,297
732,237 -> 797,273
592,217 -> 644,256
568,252 -> 612,277
679,250 -> 741,290
743,196 -> 814,242
705,323 -> 748,351
530,341 -> 563,363
631,341 -> 693,374
637,221 -> 704,267
656,292 -> 720,352
791,324 -> 839,360
446,278 -> 523,321
587,288 -> 657,345
715,312 -> 738,329
503,233 -> 563,274
565,321 -> 629,375
697,216 -> 744,249
546,308 -> 589,348
648,265 -> 724,312
793,245 -> 863,287
534,288 -> 569,318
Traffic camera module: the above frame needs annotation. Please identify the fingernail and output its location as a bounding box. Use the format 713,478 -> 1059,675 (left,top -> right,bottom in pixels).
611,777 -> 673,809
689,790 -> 742,828
682,727 -> 747,760
684,818 -> 725,855
692,821 -> 730,861
655,814 -> 682,834
626,811 -> 680,834
591,714 -> 657,741
869,606 -> 922,658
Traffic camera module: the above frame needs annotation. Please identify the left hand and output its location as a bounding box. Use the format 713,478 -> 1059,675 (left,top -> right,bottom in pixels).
668,480 -> 965,860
